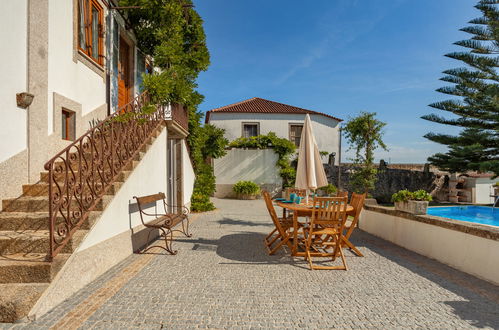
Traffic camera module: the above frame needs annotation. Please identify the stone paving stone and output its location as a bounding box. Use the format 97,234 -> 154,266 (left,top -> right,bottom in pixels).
2,198 -> 499,329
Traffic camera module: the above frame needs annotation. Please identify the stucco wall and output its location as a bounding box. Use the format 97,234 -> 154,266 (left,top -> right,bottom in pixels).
475,178 -> 495,204
360,207 -> 499,285
209,112 -> 340,164
30,126 -> 174,318
48,0 -> 107,131
0,0 -> 28,162
182,140 -> 195,209
77,128 -> 168,251
213,149 -> 282,198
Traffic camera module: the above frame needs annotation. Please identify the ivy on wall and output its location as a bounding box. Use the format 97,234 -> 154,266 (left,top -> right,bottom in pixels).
228,133 -> 297,188
121,0 -> 227,211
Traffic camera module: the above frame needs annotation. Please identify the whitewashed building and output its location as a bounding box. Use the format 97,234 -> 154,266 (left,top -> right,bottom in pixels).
205,97 -> 343,164
0,1 -> 195,321
0,0 -> 193,203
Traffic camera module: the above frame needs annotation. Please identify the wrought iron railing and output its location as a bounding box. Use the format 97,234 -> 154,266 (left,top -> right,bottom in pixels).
44,91 -> 166,260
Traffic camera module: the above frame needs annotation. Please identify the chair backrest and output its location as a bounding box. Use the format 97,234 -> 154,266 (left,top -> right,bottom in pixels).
345,192 -> 367,239
350,192 -> 367,219
287,188 -> 306,197
134,193 -> 165,208
336,190 -> 349,199
133,192 -> 166,225
262,190 -> 288,236
310,196 -> 348,229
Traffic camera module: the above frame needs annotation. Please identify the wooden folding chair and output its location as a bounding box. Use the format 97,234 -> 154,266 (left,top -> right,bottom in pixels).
336,190 -> 349,198
263,190 -> 301,255
342,192 -> 367,257
303,196 -> 349,270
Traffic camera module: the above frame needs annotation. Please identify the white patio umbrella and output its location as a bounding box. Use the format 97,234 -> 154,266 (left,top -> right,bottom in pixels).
295,114 -> 328,201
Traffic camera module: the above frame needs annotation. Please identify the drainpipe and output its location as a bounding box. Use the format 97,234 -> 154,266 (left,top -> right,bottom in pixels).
338,125 -> 342,190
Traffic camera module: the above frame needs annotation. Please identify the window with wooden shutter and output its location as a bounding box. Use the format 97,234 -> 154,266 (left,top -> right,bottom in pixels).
242,123 -> 259,138
78,0 -> 104,65
62,109 -> 76,141
289,124 -> 303,147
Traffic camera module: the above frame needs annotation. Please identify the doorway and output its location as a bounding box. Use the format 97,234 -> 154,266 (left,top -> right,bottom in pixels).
118,37 -> 131,109
167,139 -> 183,213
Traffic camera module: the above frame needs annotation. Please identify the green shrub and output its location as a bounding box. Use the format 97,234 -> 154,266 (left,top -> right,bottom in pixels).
233,181 -> 260,195
412,189 -> 433,202
391,189 -> 432,203
319,184 -> 337,196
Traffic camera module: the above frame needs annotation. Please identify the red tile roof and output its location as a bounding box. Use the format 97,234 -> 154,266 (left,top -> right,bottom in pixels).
205,97 -> 343,123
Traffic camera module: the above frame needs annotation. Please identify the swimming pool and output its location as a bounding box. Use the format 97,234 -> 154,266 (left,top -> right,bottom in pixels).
427,206 -> 499,227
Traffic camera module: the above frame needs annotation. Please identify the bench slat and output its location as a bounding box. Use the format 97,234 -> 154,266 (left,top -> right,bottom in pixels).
135,193 -> 165,206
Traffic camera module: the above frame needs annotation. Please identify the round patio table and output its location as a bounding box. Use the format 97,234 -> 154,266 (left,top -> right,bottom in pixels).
276,201 -> 354,256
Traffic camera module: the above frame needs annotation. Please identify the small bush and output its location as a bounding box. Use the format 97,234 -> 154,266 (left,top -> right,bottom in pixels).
412,189 -> 433,201
391,189 -> 432,203
319,184 -> 337,196
233,181 -> 260,195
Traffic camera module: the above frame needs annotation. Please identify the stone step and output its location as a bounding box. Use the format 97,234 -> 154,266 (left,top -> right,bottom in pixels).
2,196 -> 104,212
22,179 -> 124,197
0,211 -> 100,231
0,283 -> 49,322
0,230 -> 87,255
39,167 -> 133,183
0,253 -> 69,284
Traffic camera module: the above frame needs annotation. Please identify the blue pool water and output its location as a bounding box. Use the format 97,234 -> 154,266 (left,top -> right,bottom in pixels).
427,206 -> 499,227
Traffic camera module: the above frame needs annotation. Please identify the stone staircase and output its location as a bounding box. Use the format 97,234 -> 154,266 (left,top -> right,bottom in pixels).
0,124 -> 165,322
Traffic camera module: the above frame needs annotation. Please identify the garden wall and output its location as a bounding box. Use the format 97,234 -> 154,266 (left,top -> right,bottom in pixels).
213,149 -> 282,198
360,205 -> 499,285
325,164 -> 440,203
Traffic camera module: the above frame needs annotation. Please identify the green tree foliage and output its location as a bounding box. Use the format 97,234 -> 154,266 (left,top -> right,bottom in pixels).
422,0 -> 499,176
121,0 -> 227,211
188,124 -> 228,212
343,112 -> 387,193
228,133 -> 297,187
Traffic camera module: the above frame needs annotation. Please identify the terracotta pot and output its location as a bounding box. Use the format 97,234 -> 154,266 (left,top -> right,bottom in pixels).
394,200 -> 429,215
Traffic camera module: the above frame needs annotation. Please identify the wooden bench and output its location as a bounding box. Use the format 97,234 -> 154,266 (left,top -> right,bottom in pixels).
133,192 -> 191,255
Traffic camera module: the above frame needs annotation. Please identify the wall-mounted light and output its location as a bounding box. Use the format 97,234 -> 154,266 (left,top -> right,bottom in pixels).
16,92 -> 34,109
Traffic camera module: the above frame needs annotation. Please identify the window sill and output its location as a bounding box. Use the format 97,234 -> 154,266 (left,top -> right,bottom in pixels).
77,50 -> 105,79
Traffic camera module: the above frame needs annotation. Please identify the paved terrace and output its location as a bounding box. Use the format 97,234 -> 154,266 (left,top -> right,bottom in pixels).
2,198 -> 499,329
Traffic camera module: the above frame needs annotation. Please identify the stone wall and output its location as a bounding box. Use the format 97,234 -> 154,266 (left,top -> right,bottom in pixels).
325,163 -> 442,203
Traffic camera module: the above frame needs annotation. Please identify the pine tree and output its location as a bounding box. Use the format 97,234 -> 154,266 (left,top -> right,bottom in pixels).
422,0 -> 499,176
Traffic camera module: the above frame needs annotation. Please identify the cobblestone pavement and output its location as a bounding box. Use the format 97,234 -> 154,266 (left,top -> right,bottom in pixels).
3,198 -> 499,329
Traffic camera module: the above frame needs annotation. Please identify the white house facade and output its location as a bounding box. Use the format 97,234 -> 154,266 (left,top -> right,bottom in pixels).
205,98 -> 343,164
0,1 -> 196,322
0,0 -> 164,201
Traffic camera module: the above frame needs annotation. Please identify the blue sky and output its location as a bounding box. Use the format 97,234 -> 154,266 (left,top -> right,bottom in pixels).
194,0 -> 478,163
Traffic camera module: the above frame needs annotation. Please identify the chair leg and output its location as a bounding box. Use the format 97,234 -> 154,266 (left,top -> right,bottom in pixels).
162,227 -> 178,255
139,227 -> 177,255
268,236 -> 290,255
265,228 -> 277,241
342,236 -> 364,257
180,217 -> 192,237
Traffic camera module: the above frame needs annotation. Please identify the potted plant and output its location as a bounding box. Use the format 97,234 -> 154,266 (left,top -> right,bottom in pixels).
233,181 -> 261,200
391,189 -> 432,215
318,184 -> 337,196
494,182 -> 499,196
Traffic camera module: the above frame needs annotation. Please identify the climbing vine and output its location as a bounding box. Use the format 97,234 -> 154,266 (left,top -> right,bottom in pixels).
229,133 -> 297,188
122,0 -> 227,211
